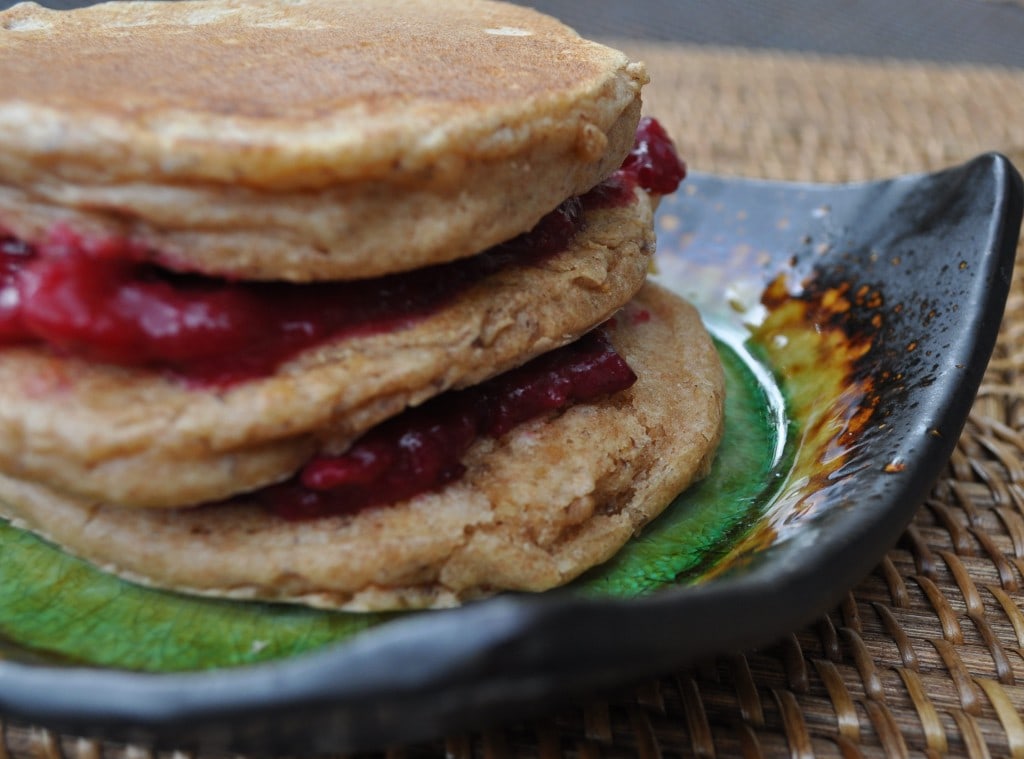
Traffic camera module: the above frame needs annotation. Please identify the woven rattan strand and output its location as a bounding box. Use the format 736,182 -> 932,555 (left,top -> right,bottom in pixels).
5,45 -> 1024,758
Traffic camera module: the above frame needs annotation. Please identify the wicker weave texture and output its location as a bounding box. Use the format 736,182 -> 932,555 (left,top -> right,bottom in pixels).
4,46 -> 1024,758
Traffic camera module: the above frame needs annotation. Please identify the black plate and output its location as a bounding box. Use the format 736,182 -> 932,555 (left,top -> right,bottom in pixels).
0,154 -> 1019,755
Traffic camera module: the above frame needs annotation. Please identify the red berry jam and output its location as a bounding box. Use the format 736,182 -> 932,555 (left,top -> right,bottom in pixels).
0,118 -> 683,385
0,200 -> 582,386
263,327 -> 636,520
583,117 -> 687,208
624,116 -> 687,194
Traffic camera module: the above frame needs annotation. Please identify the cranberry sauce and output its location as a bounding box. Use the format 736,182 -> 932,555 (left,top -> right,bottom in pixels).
585,117 -> 688,208
264,328 -> 637,520
0,117 -> 683,385
623,117 -> 687,194
0,201 -> 581,386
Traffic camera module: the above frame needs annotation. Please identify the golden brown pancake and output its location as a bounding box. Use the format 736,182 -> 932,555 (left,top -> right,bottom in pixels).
0,189 -> 655,508
0,0 -> 722,612
0,284 -> 725,610
0,0 -> 646,280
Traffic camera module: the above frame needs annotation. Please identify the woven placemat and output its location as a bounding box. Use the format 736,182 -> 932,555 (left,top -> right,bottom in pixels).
5,45 -> 1024,758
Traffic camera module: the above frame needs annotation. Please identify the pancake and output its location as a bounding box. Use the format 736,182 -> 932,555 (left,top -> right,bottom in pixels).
0,0 -> 720,612
0,0 -> 646,280
0,284 -> 725,610
0,188 -> 655,508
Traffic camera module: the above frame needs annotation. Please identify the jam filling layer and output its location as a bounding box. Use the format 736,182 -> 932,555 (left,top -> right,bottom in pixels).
0,117 -> 684,386
262,326 -> 637,520
0,204 -> 581,386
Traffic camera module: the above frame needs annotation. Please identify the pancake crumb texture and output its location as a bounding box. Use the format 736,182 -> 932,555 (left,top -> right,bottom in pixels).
0,284 -> 725,610
0,0 -> 648,279
0,192 -> 655,509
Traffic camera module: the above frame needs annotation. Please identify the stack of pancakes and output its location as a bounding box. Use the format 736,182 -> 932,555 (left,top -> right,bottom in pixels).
0,0 -> 725,610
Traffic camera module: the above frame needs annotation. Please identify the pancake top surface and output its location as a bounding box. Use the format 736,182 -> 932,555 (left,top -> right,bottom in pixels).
0,0 -> 644,189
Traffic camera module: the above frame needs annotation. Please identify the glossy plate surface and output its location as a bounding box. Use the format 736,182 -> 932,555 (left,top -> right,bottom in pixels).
0,154 -> 1019,754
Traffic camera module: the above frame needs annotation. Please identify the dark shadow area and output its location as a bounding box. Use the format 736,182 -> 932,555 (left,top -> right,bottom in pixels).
520,0 -> 1024,67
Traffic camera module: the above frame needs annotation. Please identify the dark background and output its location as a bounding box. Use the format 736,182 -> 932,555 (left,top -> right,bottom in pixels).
522,0 -> 1024,67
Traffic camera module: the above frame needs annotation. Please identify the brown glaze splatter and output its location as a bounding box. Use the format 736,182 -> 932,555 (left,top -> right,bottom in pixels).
706,267 -> 920,574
